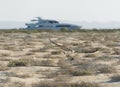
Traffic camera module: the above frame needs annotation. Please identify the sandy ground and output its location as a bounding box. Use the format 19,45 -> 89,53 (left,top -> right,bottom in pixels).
0,31 -> 120,87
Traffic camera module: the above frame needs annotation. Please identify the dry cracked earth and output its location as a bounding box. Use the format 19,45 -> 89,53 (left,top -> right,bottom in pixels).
0,31 -> 120,87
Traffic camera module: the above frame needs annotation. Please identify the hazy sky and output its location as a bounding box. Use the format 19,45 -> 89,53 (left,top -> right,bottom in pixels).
0,0 -> 120,22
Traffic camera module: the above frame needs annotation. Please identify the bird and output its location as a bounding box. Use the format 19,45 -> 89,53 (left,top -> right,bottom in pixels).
49,38 -> 75,63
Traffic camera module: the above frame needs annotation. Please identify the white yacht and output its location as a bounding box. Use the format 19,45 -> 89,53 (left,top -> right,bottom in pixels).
25,17 -> 82,30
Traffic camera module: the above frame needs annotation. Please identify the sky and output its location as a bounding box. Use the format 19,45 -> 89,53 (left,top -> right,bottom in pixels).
0,0 -> 120,22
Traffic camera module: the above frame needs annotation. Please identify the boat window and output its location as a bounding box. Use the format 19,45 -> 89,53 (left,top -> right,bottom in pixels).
48,21 -> 59,24
38,25 -> 43,27
56,25 -> 71,27
27,26 -> 30,28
